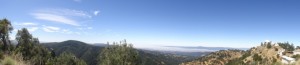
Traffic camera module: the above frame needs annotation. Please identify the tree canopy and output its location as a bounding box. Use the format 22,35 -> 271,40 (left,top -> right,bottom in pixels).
0,18 -> 88,65
98,40 -> 140,65
0,18 -> 13,52
14,28 -> 51,65
46,52 -> 87,65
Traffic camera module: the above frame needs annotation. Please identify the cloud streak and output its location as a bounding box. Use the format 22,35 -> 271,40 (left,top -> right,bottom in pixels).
77,27 -> 93,30
32,8 -> 96,26
62,29 -> 73,34
16,22 -> 38,26
94,10 -> 100,16
36,8 -> 92,18
41,25 -> 82,35
42,25 -> 61,32
87,27 -> 93,29
33,13 -> 80,26
27,27 -> 39,32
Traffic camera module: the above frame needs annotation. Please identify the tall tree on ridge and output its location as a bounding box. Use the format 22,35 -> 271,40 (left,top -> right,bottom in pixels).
0,18 -> 13,52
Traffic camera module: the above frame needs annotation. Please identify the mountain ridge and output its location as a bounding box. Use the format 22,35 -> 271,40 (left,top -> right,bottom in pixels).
41,40 -> 197,65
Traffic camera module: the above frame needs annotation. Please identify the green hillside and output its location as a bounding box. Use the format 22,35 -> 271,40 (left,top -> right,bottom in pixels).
42,40 -> 194,65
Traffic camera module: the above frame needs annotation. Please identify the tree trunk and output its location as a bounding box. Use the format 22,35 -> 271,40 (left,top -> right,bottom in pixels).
2,36 -> 6,50
1,36 -> 8,53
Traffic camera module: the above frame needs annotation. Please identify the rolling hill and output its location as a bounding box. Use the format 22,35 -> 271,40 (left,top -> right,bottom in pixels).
41,40 -> 197,65
41,40 -> 102,65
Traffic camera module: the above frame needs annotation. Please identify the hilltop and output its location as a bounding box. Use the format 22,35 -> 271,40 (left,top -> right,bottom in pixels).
181,41 -> 300,65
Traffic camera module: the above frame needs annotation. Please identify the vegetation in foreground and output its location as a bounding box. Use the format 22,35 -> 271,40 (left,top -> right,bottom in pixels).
0,18 -> 88,65
98,41 -> 141,65
0,19 -> 173,65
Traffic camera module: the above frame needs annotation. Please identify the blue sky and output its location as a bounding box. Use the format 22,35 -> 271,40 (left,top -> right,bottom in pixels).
1,0 -> 300,48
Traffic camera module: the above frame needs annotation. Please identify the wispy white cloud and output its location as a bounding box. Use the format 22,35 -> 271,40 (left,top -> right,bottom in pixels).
32,8 -> 95,26
33,13 -> 80,26
62,29 -> 73,34
42,25 -> 60,32
42,25 -> 83,35
27,27 -> 39,32
56,9 -> 91,18
16,22 -> 38,26
12,22 -> 39,32
87,27 -> 93,29
77,27 -> 93,30
94,10 -> 100,16
36,8 -> 92,18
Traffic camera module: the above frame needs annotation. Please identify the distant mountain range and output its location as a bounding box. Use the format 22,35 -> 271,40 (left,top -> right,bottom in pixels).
41,40 -> 198,65
39,40 -> 254,65
164,46 -> 249,51
157,50 -> 210,57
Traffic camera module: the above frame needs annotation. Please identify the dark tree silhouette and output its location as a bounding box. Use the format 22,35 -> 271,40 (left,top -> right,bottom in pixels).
0,18 -> 13,52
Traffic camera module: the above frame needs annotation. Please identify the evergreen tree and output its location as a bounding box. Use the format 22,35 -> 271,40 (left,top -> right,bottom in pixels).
46,52 -> 87,65
98,40 -> 140,65
14,28 -> 52,65
15,28 -> 35,60
278,42 -> 295,51
0,18 -> 13,52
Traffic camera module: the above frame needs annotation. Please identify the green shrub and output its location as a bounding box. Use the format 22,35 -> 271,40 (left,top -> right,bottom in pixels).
292,54 -> 300,60
1,57 -> 16,65
46,52 -> 87,65
253,54 -> 262,61
0,51 -> 4,59
278,42 -> 295,51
